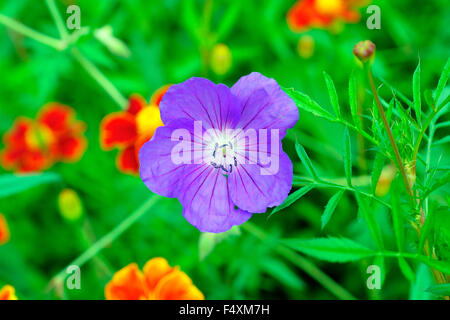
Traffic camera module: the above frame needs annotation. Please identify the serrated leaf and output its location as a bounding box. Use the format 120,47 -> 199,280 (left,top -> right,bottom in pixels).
283,87 -> 335,121
323,71 -> 341,118
355,193 -> 384,250
0,173 -> 60,198
423,171 -> 450,198
295,140 -> 320,181
371,152 -> 385,194
349,70 -> 360,128
283,237 -> 375,262
413,60 -> 422,124
343,127 -> 352,187
321,190 -> 345,230
426,284 -> 450,296
271,185 -> 314,216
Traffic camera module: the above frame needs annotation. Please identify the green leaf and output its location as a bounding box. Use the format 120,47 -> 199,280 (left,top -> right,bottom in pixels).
349,70 -> 360,128
379,77 -> 414,109
409,264 -> 433,300
414,256 -> 450,275
434,57 -> 450,103
355,193 -> 384,250
323,71 -> 341,118
371,151 -> 385,194
426,284 -> 450,297
0,173 -> 60,198
283,237 -> 375,263
295,140 -> 320,181
413,60 -> 422,124
283,87 -> 335,121
423,171 -> 450,198
216,2 -> 241,41
391,179 -> 405,251
418,204 -> 435,254
271,185 -> 314,216
321,190 -> 345,230
424,89 -> 436,111
373,255 -> 386,286
398,257 -> 415,283
198,227 -> 240,261
343,127 -> 352,187
260,257 -> 305,290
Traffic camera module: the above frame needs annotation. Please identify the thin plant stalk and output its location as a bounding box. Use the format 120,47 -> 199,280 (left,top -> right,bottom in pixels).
49,196 -> 159,290
242,222 -> 356,300
366,65 -> 414,199
0,13 -> 66,50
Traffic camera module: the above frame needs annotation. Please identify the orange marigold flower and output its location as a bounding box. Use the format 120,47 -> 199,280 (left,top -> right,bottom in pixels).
0,285 -> 18,300
287,0 -> 368,32
100,86 -> 170,175
105,257 -> 204,300
0,214 -> 10,245
0,103 -> 87,173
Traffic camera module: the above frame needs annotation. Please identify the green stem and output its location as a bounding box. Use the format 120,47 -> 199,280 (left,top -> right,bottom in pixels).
293,175 -> 391,209
50,195 -> 159,283
332,117 -> 379,146
0,13 -> 66,50
366,66 -> 414,199
241,222 -> 357,300
45,0 -> 68,39
411,102 -> 448,173
71,48 -> 128,109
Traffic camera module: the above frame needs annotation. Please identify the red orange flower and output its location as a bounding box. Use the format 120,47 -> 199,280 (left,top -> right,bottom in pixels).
0,285 -> 18,300
287,0 -> 368,32
0,103 -> 87,173
0,214 -> 10,246
100,85 -> 170,175
105,257 -> 204,300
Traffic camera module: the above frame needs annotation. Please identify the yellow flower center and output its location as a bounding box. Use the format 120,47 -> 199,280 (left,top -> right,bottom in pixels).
316,0 -> 343,15
25,123 -> 55,151
136,105 -> 164,138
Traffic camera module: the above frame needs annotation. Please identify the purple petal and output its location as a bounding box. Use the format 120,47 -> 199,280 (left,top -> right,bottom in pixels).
139,118 -> 206,198
229,140 -> 293,213
160,77 -> 242,130
179,168 -> 252,233
139,117 -> 252,233
231,72 -> 299,138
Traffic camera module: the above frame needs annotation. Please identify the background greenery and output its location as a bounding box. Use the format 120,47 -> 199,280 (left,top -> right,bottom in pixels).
0,0 -> 448,300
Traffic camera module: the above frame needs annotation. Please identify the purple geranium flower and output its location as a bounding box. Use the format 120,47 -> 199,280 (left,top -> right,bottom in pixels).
139,72 -> 299,233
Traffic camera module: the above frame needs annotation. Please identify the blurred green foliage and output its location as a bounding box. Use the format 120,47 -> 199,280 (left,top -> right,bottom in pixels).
0,0 -> 448,300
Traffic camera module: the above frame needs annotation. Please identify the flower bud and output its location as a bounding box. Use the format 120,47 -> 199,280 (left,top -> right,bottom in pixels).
375,164 -> 396,197
210,43 -> 232,76
58,189 -> 84,222
94,25 -> 131,58
353,40 -> 376,64
297,35 -> 315,59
